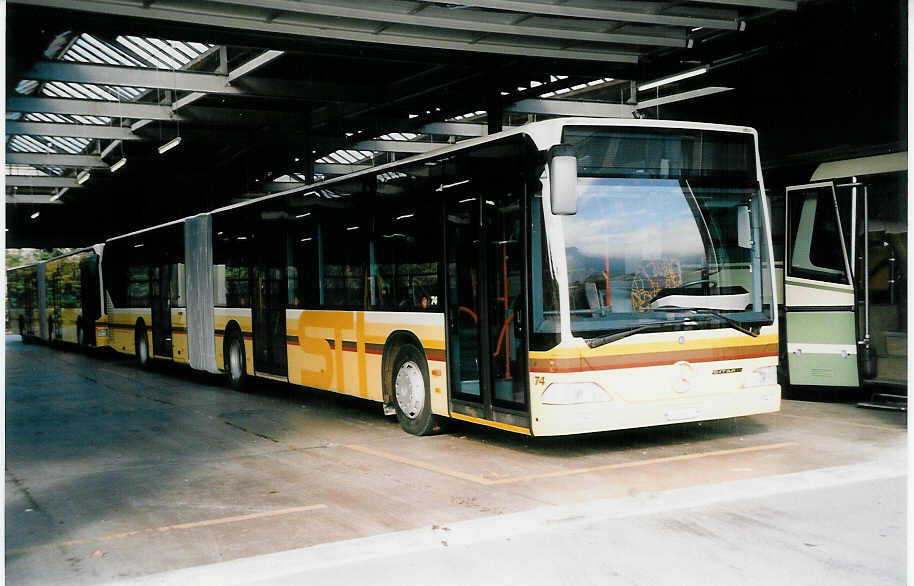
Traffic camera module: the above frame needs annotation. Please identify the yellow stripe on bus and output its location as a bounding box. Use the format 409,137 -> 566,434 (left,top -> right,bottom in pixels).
450,412 -> 531,435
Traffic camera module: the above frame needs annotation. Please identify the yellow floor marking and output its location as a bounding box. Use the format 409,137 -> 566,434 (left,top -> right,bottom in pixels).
345,444 -> 495,485
6,505 -> 327,555
488,442 -> 797,485
773,412 -> 904,432
345,442 -> 796,487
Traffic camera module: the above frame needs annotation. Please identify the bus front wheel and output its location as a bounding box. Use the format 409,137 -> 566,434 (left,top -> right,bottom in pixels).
392,344 -> 442,436
225,331 -> 247,391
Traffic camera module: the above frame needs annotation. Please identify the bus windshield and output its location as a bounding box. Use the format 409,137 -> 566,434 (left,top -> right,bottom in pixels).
534,127 -> 774,340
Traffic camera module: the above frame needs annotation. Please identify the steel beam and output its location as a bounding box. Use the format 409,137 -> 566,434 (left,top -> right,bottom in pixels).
352,140 -> 441,154
21,61 -> 360,101
506,99 -> 634,118
636,87 -> 734,109
313,163 -> 372,175
419,122 -> 488,137
5,152 -> 109,168
24,61 -> 235,93
5,194 -> 65,204
205,0 -> 688,48
6,121 -> 141,140
8,0 -> 641,62
412,0 -> 743,30
227,50 -> 285,83
696,0 -> 796,10
5,176 -> 83,188
7,96 -> 183,121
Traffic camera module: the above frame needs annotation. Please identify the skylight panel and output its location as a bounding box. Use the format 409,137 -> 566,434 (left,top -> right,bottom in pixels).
13,136 -> 52,153
82,34 -> 143,67
127,36 -> 182,69
64,49 -> 93,64
116,36 -> 170,69
169,41 -> 200,61
72,39 -> 118,65
15,80 -> 39,95
188,42 -> 210,53
148,38 -> 191,66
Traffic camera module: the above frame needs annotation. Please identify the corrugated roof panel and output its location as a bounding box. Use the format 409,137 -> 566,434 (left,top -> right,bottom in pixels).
116,36 -> 171,69
127,36 -> 182,69
15,80 -> 39,95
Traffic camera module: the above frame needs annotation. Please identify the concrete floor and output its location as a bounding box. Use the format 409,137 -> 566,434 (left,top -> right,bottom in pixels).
4,336 -> 908,585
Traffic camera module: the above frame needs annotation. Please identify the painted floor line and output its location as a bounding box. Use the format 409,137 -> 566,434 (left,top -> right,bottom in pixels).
6,505 -> 327,555
489,441 -> 798,485
772,411 -> 904,432
344,441 -> 798,486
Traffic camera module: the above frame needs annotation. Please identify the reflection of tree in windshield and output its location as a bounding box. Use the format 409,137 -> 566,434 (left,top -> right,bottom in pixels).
562,178 -> 706,315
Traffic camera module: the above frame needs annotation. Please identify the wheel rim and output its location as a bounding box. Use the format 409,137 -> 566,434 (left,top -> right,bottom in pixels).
395,360 -> 425,419
229,340 -> 243,382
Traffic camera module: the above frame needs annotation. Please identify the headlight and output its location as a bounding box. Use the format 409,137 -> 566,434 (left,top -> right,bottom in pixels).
742,365 -> 777,388
541,382 -> 610,405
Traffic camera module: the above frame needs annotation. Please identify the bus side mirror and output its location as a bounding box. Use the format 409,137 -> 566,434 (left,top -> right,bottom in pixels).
549,144 -> 578,215
737,204 -> 751,248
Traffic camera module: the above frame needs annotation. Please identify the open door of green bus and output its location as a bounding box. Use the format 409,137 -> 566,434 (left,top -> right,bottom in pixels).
783,182 -> 860,387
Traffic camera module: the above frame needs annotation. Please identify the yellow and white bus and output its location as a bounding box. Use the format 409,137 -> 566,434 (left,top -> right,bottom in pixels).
6,246 -> 106,347
100,117 -> 780,436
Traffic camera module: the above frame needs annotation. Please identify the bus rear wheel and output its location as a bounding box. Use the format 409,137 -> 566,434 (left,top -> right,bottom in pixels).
392,344 -> 442,436
135,326 -> 150,368
225,331 -> 247,391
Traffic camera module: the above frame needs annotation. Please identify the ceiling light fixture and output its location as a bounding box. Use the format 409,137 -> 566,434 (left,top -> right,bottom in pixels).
638,66 -> 709,92
76,170 -> 91,184
110,157 -> 127,172
158,136 -> 182,154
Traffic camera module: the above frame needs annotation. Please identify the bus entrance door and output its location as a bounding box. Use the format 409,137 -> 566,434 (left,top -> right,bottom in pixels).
251,233 -> 288,377
150,264 -> 173,358
79,256 -> 100,346
445,186 -> 530,431
784,182 -> 859,387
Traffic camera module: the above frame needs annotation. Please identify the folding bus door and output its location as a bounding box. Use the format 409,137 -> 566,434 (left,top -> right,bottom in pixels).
250,230 -> 288,377
150,264 -> 173,358
784,182 -> 859,387
445,181 -> 529,430
79,255 -> 100,346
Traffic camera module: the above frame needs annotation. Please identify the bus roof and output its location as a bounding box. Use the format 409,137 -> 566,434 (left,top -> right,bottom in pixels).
209,116 -> 758,217
95,117 -> 759,238
810,152 -> 907,181
6,245 -> 102,272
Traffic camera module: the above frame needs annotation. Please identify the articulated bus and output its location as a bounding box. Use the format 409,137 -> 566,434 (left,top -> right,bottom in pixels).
41,117 -> 782,436
6,246 -> 106,347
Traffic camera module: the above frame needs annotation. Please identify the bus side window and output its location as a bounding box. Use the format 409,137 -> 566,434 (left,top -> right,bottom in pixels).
372,161 -> 445,311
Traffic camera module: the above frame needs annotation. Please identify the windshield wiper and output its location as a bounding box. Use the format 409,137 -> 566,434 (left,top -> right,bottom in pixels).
689,308 -> 759,337
585,317 -> 702,348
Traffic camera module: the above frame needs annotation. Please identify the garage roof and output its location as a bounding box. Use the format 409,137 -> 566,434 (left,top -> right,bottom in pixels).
4,0 -> 810,247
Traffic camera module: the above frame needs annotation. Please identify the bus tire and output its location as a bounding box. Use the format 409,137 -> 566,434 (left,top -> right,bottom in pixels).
224,330 -> 247,391
135,324 -> 150,368
391,344 -> 442,436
